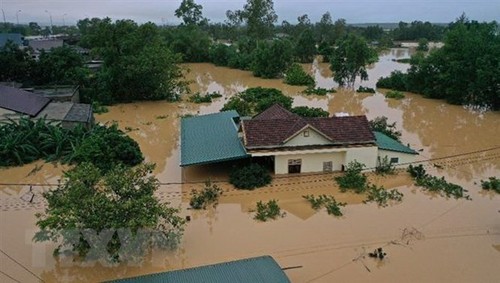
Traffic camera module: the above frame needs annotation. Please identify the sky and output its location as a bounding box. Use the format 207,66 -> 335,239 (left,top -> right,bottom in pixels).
1,0 -> 499,26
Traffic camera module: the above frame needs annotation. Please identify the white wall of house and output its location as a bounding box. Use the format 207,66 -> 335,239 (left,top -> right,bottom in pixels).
284,128 -> 331,147
274,151 -> 346,174
378,149 -> 417,167
345,146 -> 379,169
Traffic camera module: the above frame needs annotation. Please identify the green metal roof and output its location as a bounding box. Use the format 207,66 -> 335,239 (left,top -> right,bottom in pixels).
180,111 -> 248,166
374,131 -> 418,155
106,256 -> 291,283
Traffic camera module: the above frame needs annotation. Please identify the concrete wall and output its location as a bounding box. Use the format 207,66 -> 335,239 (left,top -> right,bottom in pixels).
274,151 -> 346,174
344,146 -> 379,169
378,149 -> 417,167
284,128 -> 331,147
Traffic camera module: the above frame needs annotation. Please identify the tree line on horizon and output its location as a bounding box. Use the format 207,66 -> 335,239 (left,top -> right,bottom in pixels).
1,0 -> 498,109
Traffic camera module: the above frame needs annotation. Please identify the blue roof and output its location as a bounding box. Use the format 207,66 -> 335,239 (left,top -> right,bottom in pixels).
374,131 -> 418,154
180,111 -> 249,166
0,33 -> 23,48
107,256 -> 290,283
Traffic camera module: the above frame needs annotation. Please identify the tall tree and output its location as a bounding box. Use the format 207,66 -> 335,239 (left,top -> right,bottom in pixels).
226,0 -> 278,39
34,162 -> 185,261
174,0 -> 207,26
330,34 -> 378,88
295,29 -> 316,63
316,12 -> 334,44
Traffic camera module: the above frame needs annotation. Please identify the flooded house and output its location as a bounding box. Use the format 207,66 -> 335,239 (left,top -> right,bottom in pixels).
180,104 -> 417,174
0,85 -> 94,129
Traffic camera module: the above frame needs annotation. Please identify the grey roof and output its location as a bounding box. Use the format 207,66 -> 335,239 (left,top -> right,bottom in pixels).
28,39 -> 63,51
0,33 -> 23,47
108,256 -> 290,283
64,103 -> 93,122
180,111 -> 249,166
35,102 -> 74,121
0,85 -> 51,116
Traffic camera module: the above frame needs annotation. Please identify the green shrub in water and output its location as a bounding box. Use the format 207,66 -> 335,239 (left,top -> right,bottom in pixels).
230,163 -> 272,190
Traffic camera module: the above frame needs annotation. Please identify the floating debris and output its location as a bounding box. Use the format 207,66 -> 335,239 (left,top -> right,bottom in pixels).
368,247 -> 387,260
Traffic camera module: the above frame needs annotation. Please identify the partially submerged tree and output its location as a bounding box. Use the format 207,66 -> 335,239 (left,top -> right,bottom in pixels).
35,163 -> 185,262
369,116 -> 402,142
330,34 -> 378,88
221,87 -> 293,116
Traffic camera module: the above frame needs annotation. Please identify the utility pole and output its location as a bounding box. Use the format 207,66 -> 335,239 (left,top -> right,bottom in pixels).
63,13 -> 67,26
45,10 -> 53,34
16,10 -> 21,25
1,8 -> 6,26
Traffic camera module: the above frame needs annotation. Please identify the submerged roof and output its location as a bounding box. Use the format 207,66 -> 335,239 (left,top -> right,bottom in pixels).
243,104 -> 375,148
0,85 -> 51,116
374,131 -> 418,154
180,111 -> 248,166
108,256 -> 290,283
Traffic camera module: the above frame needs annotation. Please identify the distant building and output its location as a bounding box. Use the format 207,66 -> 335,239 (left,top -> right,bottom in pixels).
28,39 -> 64,60
0,33 -> 24,48
0,85 -> 93,129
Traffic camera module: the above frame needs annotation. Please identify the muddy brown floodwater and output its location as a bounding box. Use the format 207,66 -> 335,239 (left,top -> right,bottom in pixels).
1,48 -> 499,283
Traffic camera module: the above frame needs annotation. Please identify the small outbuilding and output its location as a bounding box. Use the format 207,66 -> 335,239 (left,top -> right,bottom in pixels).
0,85 -> 93,129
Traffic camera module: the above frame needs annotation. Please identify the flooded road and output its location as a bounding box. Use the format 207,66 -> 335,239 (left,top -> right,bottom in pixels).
1,48 -> 499,282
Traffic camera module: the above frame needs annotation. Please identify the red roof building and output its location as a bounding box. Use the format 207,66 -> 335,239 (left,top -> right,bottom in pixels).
241,104 -> 380,174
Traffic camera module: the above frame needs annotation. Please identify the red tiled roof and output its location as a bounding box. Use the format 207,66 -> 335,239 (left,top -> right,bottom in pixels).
242,104 -> 375,148
0,85 -> 51,116
252,104 -> 298,120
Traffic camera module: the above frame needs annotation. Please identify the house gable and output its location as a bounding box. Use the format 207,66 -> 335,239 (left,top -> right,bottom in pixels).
283,125 -> 333,147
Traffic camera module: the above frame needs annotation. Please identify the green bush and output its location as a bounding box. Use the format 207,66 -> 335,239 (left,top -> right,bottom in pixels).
376,70 -> 408,90
334,161 -> 368,193
188,92 -> 223,103
189,180 -> 224,209
407,164 -> 427,179
284,63 -> 315,86
254,200 -> 285,221
302,87 -> 336,96
407,164 -> 470,200
229,163 -> 272,190
356,86 -> 376,93
291,106 -> 329,118
363,185 -> 403,207
0,118 -> 143,171
375,156 -> 396,175
480,177 -> 500,193
385,90 -> 405,99
303,194 -> 346,216
68,124 -> 143,171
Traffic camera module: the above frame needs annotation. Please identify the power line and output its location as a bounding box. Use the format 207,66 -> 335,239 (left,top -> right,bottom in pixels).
0,146 -> 499,189
0,269 -> 21,283
0,249 -> 45,283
